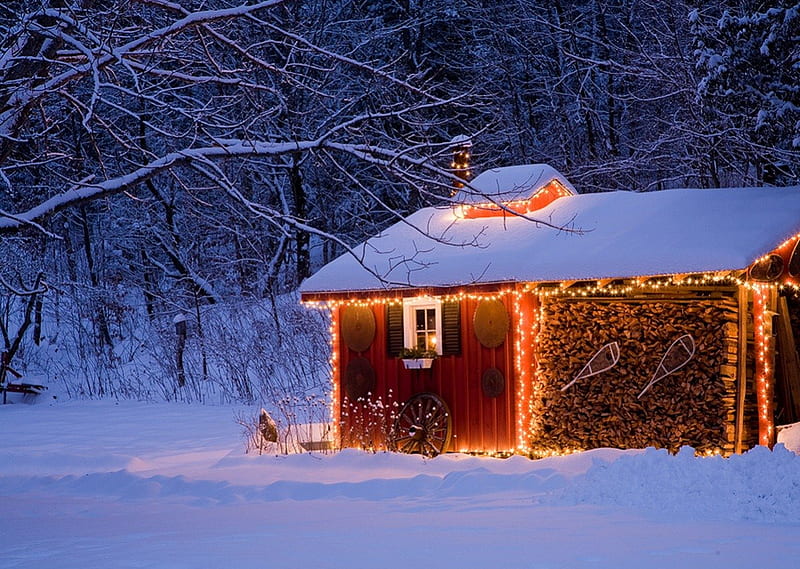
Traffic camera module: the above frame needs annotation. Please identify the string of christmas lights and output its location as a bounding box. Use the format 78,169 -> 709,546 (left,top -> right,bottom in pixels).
513,291 -> 530,452
451,143 -> 471,191
304,253 -> 795,455
328,307 -> 340,447
752,284 -> 776,448
523,297 -> 547,454
453,180 -> 574,220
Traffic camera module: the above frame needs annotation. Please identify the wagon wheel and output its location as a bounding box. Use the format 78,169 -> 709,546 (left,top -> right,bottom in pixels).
389,393 -> 452,457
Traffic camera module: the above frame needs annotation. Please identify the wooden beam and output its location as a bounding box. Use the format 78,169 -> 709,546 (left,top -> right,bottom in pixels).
752,285 -> 777,448
768,287 -> 779,446
734,285 -> 748,454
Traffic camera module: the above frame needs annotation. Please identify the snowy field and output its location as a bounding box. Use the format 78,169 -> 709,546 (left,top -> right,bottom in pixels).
2,399 -> 800,569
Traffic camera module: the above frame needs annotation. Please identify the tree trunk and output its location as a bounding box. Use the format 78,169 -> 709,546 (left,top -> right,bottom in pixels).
79,205 -> 114,350
290,151 -> 310,285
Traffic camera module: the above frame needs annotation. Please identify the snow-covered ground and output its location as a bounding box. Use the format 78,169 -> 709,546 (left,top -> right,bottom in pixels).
2,399 -> 799,569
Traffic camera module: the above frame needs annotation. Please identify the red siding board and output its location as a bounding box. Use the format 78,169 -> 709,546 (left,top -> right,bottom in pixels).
337,295 -> 518,453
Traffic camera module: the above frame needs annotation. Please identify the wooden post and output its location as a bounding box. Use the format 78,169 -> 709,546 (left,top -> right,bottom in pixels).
734,286 -> 748,453
329,305 -> 341,449
752,285 -> 777,448
513,287 -> 537,453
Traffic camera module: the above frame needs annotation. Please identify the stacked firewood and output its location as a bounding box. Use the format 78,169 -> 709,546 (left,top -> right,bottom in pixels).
530,297 -> 740,454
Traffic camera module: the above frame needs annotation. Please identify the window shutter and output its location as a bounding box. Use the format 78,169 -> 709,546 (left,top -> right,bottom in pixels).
386,303 -> 404,357
441,300 -> 461,355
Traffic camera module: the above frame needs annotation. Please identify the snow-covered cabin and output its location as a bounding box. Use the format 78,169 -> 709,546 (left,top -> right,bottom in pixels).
301,164 -> 800,457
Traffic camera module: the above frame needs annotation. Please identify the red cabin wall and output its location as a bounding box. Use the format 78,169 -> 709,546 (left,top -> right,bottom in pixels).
336,295 -> 518,453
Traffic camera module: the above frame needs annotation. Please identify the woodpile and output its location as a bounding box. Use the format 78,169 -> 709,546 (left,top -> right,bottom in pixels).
530,296 -> 741,454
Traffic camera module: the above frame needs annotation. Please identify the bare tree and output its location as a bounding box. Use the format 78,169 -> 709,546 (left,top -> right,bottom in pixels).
0,0 -> 481,395
0,1 -> 472,235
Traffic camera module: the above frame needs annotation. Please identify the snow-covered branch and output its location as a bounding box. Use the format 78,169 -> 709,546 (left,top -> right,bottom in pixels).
0,140 -> 315,232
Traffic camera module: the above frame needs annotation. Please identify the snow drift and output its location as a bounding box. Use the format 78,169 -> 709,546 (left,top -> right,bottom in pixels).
1,401 -> 799,569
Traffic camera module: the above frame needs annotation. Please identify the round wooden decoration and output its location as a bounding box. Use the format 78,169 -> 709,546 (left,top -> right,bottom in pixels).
748,253 -> 784,282
789,240 -> 800,278
344,357 -> 376,401
340,305 -> 376,353
473,299 -> 509,348
482,367 -> 505,398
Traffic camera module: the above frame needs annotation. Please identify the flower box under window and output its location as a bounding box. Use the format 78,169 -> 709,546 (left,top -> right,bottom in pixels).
402,357 -> 434,370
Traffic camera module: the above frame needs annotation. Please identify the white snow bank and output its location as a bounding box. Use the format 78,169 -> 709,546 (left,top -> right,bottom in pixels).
556,445 -> 800,523
2,400 -> 800,569
3,444 -> 797,523
1,401 -> 798,523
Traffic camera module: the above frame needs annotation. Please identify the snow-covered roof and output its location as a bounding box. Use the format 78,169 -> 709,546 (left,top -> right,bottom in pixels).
301,172 -> 800,295
454,164 -> 576,204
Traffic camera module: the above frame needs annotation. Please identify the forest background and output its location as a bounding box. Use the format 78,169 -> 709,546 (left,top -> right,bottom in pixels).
1,0 -> 798,419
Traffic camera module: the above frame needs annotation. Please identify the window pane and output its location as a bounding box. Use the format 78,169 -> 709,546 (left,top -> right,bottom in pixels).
406,302 -> 440,353
416,309 -> 426,330
427,332 -> 436,350
426,309 -> 436,330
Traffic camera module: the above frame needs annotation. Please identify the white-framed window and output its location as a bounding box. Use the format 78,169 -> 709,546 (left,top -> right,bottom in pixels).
403,297 -> 442,354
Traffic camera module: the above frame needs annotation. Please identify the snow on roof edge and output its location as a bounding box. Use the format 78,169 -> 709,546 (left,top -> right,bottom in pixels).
300,183 -> 800,297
